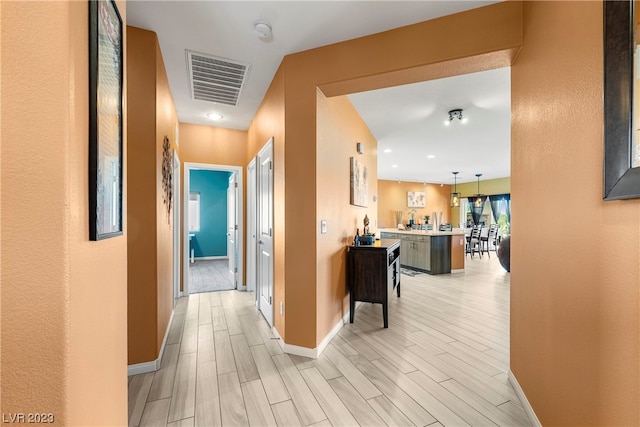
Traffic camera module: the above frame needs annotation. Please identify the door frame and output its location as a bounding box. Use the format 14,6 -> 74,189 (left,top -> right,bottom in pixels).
173,151 -> 181,302
255,138 -> 274,325
246,158 -> 257,293
183,162 -> 244,294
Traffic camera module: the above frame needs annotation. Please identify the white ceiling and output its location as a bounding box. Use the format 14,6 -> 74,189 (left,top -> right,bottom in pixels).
127,1 -> 509,185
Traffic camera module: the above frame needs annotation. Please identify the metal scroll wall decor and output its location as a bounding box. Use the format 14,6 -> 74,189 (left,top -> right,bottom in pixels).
162,135 -> 173,223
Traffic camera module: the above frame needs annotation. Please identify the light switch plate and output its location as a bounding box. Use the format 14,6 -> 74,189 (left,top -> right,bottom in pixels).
321,220 -> 327,234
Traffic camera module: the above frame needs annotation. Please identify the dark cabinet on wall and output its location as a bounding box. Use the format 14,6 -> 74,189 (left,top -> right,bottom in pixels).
347,239 -> 401,328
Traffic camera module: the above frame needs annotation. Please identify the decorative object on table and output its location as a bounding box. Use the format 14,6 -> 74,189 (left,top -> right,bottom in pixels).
497,235 -> 511,272
450,171 -> 461,207
603,1 -> 640,200
394,210 -> 403,228
423,215 -> 430,224
359,214 -> 375,245
432,211 -> 443,230
407,191 -> 426,208
350,157 -> 368,207
161,135 -> 173,223
89,0 -> 123,241
408,209 -> 416,226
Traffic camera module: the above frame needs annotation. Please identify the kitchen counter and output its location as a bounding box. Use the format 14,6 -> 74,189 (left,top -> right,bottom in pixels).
379,228 -> 465,274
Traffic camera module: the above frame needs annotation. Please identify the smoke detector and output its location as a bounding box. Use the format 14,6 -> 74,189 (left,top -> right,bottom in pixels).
254,21 -> 272,39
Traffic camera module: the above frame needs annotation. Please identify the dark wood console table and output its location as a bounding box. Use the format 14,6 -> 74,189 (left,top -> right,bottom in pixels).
347,239 -> 401,328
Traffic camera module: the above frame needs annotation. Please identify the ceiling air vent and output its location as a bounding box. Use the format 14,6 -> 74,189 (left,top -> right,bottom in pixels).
186,50 -> 250,106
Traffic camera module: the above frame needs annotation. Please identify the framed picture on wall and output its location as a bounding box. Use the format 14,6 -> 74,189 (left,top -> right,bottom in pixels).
89,0 -> 124,240
407,191 -> 426,208
350,157 -> 368,207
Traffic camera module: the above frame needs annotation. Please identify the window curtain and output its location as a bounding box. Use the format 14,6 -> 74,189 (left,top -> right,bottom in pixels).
488,193 -> 511,223
467,196 -> 487,225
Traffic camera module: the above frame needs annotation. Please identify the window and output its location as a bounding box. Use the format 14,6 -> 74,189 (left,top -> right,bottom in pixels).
189,192 -> 200,231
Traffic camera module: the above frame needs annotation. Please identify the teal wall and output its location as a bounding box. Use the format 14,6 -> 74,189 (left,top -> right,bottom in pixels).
189,170 -> 232,258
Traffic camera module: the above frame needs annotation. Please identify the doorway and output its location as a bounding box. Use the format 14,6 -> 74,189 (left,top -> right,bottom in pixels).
254,138 -> 274,326
183,162 -> 244,295
172,151 -> 181,304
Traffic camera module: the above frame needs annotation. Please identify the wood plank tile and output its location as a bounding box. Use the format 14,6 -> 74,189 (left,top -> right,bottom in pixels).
367,395 -> 413,427
241,379 -> 277,427
212,306 -> 228,332
224,307 -> 244,335
254,316 -> 284,355
197,323 -> 215,363
168,352 -> 197,422
185,293 -> 199,321
352,356 -> 436,426
167,417 -> 194,427
180,319 -> 198,354
194,360 -> 221,427
167,312 -> 186,345
497,400 -> 531,426
327,375 -> 386,426
249,345 -> 290,404
198,294 -> 212,325
322,344 -> 381,400
214,329 -> 236,375
220,291 -> 235,309
440,379 -> 525,426
313,356 -> 342,380
272,353 -> 326,425
372,358 -> 469,426
230,333 -> 260,382
219,372 -> 250,426
128,372 -> 154,427
239,314 -> 264,346
209,292 -> 222,307
300,367 -> 358,426
147,343 -> 180,401
271,400 -> 303,427
288,353 -> 315,370
139,398 -> 170,427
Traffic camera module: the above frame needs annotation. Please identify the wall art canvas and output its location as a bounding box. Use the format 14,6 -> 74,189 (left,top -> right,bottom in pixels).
407,191 -> 426,208
89,0 -> 123,240
350,157 -> 368,207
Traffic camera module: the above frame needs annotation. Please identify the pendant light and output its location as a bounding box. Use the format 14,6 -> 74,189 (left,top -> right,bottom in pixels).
450,171 -> 460,207
473,173 -> 486,208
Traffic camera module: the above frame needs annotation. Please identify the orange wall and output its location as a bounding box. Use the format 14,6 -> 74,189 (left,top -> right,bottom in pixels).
377,180 -> 452,228
245,1 -> 523,349
126,26 -> 178,365
1,1 -> 128,424
316,92 -> 379,345
511,2 -> 639,425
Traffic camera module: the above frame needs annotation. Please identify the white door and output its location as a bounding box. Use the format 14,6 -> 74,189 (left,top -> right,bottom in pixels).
227,173 -> 237,288
246,159 -> 257,293
257,140 -> 274,326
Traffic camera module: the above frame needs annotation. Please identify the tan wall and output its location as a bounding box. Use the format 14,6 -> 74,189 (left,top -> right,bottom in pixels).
316,92 -> 378,345
377,180 -> 452,228
126,26 -> 178,365
512,2 -> 639,425
247,64 -> 286,338
1,1 -> 128,424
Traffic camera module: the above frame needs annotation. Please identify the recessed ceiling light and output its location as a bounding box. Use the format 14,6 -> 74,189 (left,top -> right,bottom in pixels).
392,164 -> 398,168
207,113 -> 223,121
383,149 -> 392,153
427,155 -> 435,159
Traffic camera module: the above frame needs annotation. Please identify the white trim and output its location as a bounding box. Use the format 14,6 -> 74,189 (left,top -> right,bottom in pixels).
184,162 -> 244,294
128,310 -> 174,376
172,151 -> 181,301
451,268 -> 465,274
193,256 -> 228,261
508,370 -> 542,427
270,317 -> 345,359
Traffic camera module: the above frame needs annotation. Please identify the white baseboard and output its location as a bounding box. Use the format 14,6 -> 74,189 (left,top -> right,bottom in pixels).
508,369 -> 542,426
451,268 -> 465,274
128,310 -> 174,376
193,256 -> 228,261
271,316 -> 345,359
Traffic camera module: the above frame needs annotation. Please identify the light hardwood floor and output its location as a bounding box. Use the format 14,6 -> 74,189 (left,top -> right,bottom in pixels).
129,254 -> 531,427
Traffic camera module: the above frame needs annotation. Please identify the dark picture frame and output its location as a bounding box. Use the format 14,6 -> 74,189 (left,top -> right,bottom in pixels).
603,0 -> 640,200
89,0 -> 124,239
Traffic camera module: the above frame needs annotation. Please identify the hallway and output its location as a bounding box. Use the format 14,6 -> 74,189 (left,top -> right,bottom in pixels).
128,256 -> 529,426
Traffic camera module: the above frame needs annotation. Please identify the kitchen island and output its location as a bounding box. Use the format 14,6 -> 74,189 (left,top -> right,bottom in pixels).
379,228 -> 466,274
